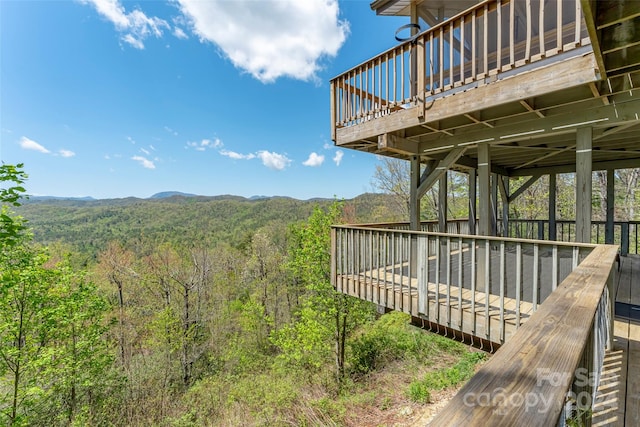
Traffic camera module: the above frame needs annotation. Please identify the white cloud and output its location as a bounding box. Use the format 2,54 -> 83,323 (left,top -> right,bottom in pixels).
220,149 -> 255,160
323,142 -> 333,150
333,150 -> 344,166
174,27 -> 188,39
176,0 -> 349,83
186,138 -> 222,151
140,147 -> 150,155
58,149 -> 76,158
303,152 -> 324,167
257,150 -> 291,170
19,136 -> 50,154
132,155 -> 156,169
80,0 -> 169,49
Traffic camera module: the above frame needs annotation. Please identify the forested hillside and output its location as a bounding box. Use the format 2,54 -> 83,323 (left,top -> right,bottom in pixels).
2,166 -> 483,426
14,193 -> 402,261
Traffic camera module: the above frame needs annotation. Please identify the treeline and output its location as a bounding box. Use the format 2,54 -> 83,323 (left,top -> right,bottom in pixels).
1,165 -> 484,426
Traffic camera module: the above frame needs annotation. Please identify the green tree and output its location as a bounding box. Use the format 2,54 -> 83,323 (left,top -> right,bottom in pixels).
0,164 -> 121,425
272,202 -> 373,385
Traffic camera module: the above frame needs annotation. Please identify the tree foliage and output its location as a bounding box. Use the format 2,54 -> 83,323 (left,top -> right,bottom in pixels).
0,164 -> 121,426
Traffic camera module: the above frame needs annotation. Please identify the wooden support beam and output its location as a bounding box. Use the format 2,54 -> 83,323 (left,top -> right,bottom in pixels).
464,113 -> 495,128
549,173 -> 557,241
439,173 -> 448,232
500,176 -> 509,237
469,169 -> 477,235
378,133 -> 418,156
507,174 -> 542,203
478,143 -> 491,236
605,168 -> 615,244
420,123 -> 454,136
589,82 -> 610,105
576,127 -> 593,243
519,99 -> 545,118
491,173 -> 498,236
417,147 -> 467,199
511,157 -> 640,177
580,0 -> 607,79
416,95 -> 640,155
593,122 -> 640,140
410,155 -> 420,231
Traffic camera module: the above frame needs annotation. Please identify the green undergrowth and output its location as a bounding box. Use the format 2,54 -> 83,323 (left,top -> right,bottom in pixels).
165,311 -> 488,426
408,351 -> 487,403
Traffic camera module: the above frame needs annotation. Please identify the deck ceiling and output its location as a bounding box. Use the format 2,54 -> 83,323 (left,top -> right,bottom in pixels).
337,63 -> 640,177
370,0 -> 480,20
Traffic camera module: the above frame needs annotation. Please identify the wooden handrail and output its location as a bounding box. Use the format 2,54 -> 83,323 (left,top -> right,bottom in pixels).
428,244 -> 617,426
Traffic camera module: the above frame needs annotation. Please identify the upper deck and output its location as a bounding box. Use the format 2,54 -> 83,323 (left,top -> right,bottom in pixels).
330,0 -> 640,176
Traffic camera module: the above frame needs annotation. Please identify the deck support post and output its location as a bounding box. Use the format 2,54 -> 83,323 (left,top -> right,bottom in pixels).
410,156 -> 421,231
605,168 -> 615,245
576,127 -> 593,244
549,173 -> 557,241
499,176 -> 509,237
439,172 -> 448,232
491,173 -> 498,236
478,144 -> 492,236
478,144 -> 491,287
410,156 -> 420,277
469,169 -> 477,235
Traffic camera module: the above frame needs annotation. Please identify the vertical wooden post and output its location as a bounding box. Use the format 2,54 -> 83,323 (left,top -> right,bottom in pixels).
410,156 -> 420,277
439,172 -> 448,232
478,144 -> 491,236
576,127 -> 592,243
477,144 -> 491,288
501,176 -> 509,238
549,173 -> 557,241
410,2 -> 419,100
605,168 -> 615,244
330,81 -> 336,141
469,169 -> 477,235
491,173 -> 498,236
410,156 -> 421,231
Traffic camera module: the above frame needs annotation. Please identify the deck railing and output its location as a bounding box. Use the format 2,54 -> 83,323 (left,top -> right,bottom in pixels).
331,225 -> 596,344
506,219 -> 640,255
330,0 -> 590,135
363,219 -> 639,255
428,244 -> 617,426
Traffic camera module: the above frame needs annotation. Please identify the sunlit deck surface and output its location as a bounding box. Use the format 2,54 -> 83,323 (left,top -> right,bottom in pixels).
593,254 -> 640,426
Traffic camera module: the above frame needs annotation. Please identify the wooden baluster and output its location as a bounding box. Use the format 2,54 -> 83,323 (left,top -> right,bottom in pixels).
483,3 -> 488,78
539,0 -> 545,57
496,0 -> 502,72
460,16 -> 465,83
525,0 -> 532,62
557,0 -> 563,52
472,9 -> 477,81
509,0 -> 515,67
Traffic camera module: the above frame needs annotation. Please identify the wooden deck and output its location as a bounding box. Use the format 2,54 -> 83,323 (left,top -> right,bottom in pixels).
593,254 -> 640,426
337,239 -> 590,345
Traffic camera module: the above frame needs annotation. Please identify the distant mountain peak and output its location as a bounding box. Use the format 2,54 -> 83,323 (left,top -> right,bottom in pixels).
149,191 -> 198,199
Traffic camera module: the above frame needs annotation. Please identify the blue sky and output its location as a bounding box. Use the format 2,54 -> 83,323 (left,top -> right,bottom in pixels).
1,0 -> 408,199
